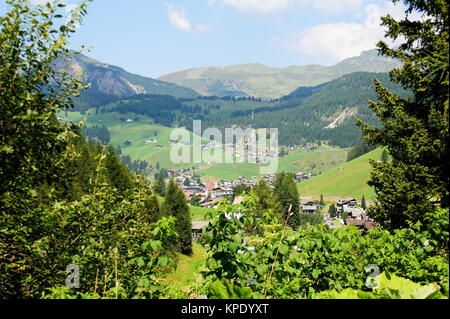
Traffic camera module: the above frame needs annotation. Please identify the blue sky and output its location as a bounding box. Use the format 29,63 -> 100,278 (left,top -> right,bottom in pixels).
3,0 -> 414,78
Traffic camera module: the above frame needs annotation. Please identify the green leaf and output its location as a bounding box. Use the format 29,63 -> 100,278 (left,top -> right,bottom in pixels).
411,284 -> 441,299
312,269 -> 320,280
256,265 -> 268,276
279,244 -> 289,256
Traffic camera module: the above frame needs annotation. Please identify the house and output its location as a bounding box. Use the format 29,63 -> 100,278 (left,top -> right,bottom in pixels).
192,221 -> 210,240
337,198 -> 357,208
295,172 -> 306,182
301,199 -> 315,206
144,139 -> 157,144
345,218 -> 365,227
210,187 -> 233,199
302,205 -> 318,214
344,209 -> 377,230
205,182 -> 216,191
200,198 -> 222,209
344,207 -> 365,219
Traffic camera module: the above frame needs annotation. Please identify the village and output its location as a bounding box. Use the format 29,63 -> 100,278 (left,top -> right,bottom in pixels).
156,167 -> 376,240
123,133 -> 376,236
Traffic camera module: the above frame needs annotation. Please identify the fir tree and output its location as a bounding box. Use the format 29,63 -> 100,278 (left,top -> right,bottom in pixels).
162,179 -> 192,254
189,195 -> 201,207
273,172 -> 300,229
328,204 -> 338,218
143,194 -> 162,224
252,179 -> 282,221
153,174 -> 166,196
361,195 -> 367,210
356,0 -> 449,229
381,149 -> 389,163
104,145 -> 133,193
319,194 -> 325,206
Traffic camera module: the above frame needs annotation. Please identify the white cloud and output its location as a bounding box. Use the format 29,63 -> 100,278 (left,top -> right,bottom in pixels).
279,1 -> 425,64
286,22 -> 384,64
164,3 -> 192,32
312,0 -> 362,14
221,0 -> 291,13
219,0 -> 363,14
164,3 -> 209,33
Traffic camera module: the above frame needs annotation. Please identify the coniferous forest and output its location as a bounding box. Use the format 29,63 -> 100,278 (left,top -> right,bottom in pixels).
0,0 -> 448,301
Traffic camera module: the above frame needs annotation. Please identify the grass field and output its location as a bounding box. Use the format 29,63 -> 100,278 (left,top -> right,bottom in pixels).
190,205 -> 216,221
297,148 -> 383,200
198,146 -> 347,180
59,110 -> 348,180
162,243 -> 207,295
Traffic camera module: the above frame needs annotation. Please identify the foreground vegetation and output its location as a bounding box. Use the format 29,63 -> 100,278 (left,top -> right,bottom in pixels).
0,0 -> 448,300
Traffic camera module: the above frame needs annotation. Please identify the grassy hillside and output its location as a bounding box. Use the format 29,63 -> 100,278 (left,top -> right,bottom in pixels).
198,146 -> 347,180
59,110 -> 348,180
159,49 -> 400,98
58,109 -> 206,169
162,243 -> 207,296
297,148 -> 383,199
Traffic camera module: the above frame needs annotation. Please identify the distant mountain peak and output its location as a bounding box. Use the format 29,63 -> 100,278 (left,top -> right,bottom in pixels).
55,54 -> 201,99
158,49 -> 401,98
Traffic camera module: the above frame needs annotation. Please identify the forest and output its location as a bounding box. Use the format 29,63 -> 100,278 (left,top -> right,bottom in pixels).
0,0 -> 448,300
75,72 -> 408,148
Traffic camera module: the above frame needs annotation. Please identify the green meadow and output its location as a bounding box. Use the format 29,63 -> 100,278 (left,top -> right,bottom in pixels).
162,243 -> 207,295
197,146 -> 347,180
59,110 -> 348,180
297,148 -> 383,200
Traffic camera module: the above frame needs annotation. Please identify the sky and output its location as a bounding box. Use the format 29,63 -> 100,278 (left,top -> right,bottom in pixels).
2,0 -> 418,78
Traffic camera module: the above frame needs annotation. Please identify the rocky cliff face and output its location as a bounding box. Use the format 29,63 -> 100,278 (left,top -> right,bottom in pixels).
55,54 -> 201,99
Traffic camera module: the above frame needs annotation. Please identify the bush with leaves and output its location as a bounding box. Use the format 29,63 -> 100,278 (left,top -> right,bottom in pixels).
200,202 -> 449,299
313,272 -> 446,299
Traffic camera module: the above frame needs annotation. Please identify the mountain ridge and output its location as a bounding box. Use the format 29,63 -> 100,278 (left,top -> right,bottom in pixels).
55,54 -> 202,99
158,49 -> 401,98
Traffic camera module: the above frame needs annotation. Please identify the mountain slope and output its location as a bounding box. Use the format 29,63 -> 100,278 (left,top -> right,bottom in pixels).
158,49 -> 401,98
297,148 -> 383,199
56,54 -> 201,99
201,72 -> 408,147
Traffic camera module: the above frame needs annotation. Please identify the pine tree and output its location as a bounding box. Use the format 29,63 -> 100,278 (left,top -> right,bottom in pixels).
162,179 -> 192,254
273,172 -> 300,228
252,179 -> 282,221
320,194 -> 325,206
143,194 -> 162,224
328,204 -> 337,218
361,195 -> 367,210
104,145 -> 133,193
189,195 -> 201,207
381,149 -> 389,163
356,0 -> 449,229
154,174 -> 166,196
